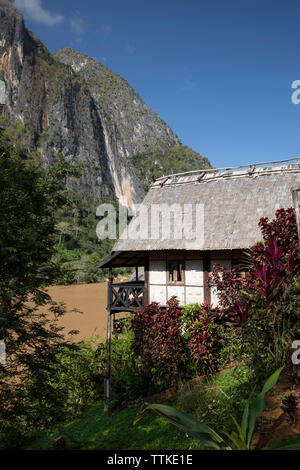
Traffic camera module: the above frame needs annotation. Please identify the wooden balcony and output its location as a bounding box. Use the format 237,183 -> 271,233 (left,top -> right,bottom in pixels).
108,281 -> 144,312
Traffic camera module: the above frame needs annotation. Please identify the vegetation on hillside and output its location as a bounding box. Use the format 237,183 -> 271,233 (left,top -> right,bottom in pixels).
138,367 -> 300,450
52,196 -> 132,284
128,143 -> 212,191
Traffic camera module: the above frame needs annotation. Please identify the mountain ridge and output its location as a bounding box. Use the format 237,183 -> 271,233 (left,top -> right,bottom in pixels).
0,0 -> 210,207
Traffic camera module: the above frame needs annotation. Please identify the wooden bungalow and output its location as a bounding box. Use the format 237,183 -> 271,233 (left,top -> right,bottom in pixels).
98,158 -> 300,312
97,158 -> 300,409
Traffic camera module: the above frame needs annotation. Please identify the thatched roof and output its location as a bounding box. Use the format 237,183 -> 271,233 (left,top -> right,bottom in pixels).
113,158 -> 300,252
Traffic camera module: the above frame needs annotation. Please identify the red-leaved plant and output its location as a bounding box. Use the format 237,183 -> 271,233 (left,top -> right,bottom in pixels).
131,297 -> 187,389
209,208 -> 300,325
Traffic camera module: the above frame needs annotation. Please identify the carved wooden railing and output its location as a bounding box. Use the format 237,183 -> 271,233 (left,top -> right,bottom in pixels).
108,281 -> 144,312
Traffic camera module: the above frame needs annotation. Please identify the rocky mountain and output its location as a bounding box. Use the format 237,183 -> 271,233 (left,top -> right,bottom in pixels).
0,0 -> 210,207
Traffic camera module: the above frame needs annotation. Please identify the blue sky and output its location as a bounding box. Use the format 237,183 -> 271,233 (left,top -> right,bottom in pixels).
13,0 -> 300,168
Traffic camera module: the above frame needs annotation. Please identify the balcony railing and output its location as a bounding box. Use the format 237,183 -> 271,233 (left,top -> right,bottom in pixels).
108,281 -> 144,312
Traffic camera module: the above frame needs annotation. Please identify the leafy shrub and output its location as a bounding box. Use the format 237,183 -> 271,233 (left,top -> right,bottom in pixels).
132,298 -> 193,392
256,207 -> 299,262
244,276 -> 300,377
137,367 -> 300,450
209,208 -> 300,378
47,337 -> 103,413
0,336 -> 103,449
216,326 -> 247,369
182,302 -> 218,375
97,325 -> 148,407
210,208 -> 299,319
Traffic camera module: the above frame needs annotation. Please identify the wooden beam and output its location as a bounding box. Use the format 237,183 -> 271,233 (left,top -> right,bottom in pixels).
203,251 -> 211,306
144,253 -> 149,306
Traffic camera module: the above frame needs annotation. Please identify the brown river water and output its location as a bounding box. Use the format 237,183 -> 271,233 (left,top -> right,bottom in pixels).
46,282 -> 109,343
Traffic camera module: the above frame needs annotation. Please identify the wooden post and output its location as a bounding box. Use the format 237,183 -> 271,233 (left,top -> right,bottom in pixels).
292,187 -> 300,251
144,253 -> 149,306
135,266 -> 139,281
203,251 -> 211,306
104,268 -> 113,412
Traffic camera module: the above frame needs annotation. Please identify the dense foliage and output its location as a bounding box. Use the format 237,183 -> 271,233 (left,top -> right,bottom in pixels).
138,367 -> 300,450
131,298 -> 220,392
0,133 -> 82,447
96,324 -> 148,408
128,144 -> 211,191
209,207 -> 300,376
210,208 -> 299,316
183,301 -> 217,374
53,197 -> 118,284
131,298 -> 190,391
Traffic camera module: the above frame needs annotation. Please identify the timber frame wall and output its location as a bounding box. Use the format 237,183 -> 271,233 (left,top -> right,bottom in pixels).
144,249 -> 243,307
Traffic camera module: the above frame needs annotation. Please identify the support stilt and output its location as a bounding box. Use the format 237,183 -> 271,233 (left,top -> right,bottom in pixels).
104,269 -> 113,412
104,308 -> 111,412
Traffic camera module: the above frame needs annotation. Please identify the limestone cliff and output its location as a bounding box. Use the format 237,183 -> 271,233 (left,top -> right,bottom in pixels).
0,0 -> 181,207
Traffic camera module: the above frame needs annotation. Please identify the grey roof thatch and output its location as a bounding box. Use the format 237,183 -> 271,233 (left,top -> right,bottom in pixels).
113,159 -> 300,252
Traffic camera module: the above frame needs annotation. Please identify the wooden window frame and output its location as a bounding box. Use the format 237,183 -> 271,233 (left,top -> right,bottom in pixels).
167,260 -> 185,285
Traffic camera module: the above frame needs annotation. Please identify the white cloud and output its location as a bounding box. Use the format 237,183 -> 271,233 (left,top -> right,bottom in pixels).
70,13 -> 85,36
14,0 -> 64,26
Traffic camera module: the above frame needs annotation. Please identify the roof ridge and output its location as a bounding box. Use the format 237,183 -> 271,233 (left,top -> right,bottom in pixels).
151,158 -> 300,187
154,157 -> 300,182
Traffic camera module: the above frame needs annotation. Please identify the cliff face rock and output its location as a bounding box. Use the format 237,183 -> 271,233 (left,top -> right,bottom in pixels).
0,0 -> 180,207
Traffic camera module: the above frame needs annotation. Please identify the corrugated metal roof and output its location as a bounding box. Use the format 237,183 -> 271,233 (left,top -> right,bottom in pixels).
113,159 -> 300,252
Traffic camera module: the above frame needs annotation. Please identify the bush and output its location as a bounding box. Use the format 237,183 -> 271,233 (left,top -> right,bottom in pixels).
131,299 -> 223,390
101,325 -> 149,407
244,276 -> 300,377
0,337 -> 103,448
46,337 -> 103,414
132,298 -> 194,392
209,208 -> 299,321
209,207 -> 300,379
216,326 -> 247,369
175,364 -> 255,435
182,302 -> 218,375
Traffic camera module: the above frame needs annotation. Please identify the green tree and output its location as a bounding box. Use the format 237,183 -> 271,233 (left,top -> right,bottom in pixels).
0,132 -> 81,446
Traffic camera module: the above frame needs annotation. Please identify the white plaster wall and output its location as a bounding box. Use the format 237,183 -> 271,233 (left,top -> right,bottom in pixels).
186,286 -> 204,304
149,259 -> 166,285
210,287 -> 220,309
149,285 -> 166,305
148,257 -> 231,307
185,260 -> 204,286
210,258 -> 231,307
167,285 -> 185,305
